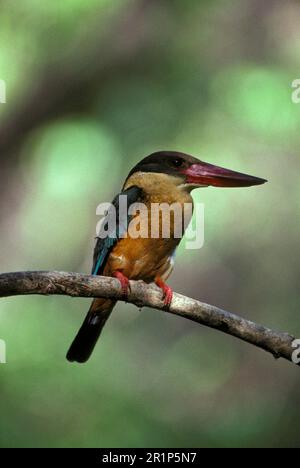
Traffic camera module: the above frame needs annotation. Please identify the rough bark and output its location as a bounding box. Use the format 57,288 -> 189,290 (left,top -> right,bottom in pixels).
0,270 -> 297,366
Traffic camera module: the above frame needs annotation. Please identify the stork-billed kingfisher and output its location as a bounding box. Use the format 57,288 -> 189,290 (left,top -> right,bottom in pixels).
67,151 -> 266,363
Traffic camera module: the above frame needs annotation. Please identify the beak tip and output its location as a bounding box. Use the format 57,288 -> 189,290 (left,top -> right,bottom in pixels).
256,177 -> 268,186
238,176 -> 268,187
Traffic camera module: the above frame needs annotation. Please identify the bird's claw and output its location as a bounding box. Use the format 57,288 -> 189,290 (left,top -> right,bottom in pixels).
155,278 -> 173,309
112,271 -> 131,299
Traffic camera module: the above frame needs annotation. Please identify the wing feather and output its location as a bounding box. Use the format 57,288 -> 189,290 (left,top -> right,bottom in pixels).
92,185 -> 142,275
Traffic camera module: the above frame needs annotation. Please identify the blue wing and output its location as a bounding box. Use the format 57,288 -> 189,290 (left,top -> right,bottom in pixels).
92,185 -> 142,275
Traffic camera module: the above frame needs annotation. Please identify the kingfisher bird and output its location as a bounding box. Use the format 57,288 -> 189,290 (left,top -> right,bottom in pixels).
67,151 -> 266,363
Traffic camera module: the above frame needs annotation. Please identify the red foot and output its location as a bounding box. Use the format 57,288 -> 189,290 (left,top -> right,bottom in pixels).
112,271 -> 131,298
155,278 -> 173,308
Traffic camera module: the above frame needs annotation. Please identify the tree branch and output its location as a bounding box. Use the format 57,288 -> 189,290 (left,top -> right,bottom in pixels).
0,271 -> 297,366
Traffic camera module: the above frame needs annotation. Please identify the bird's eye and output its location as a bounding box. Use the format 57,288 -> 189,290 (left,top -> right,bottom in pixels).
172,158 -> 184,168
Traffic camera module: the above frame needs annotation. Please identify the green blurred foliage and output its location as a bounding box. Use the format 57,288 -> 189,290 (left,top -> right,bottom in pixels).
0,0 -> 300,448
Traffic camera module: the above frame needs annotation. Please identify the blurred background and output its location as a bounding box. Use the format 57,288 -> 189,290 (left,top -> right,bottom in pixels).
0,0 -> 299,448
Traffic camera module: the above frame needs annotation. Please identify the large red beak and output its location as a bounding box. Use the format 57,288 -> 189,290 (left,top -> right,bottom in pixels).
182,161 -> 267,188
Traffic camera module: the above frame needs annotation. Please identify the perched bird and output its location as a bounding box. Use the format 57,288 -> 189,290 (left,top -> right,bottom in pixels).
67,151 -> 266,363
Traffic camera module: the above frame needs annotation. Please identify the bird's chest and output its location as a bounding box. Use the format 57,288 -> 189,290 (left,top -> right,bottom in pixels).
105,191 -> 193,282
107,236 -> 177,281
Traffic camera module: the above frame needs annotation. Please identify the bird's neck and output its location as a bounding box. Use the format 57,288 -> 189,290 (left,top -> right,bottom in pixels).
123,172 -> 194,241
123,172 -> 193,206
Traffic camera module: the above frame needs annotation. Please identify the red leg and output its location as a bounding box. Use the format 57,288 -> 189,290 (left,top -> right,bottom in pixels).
112,271 -> 131,298
155,277 -> 173,308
